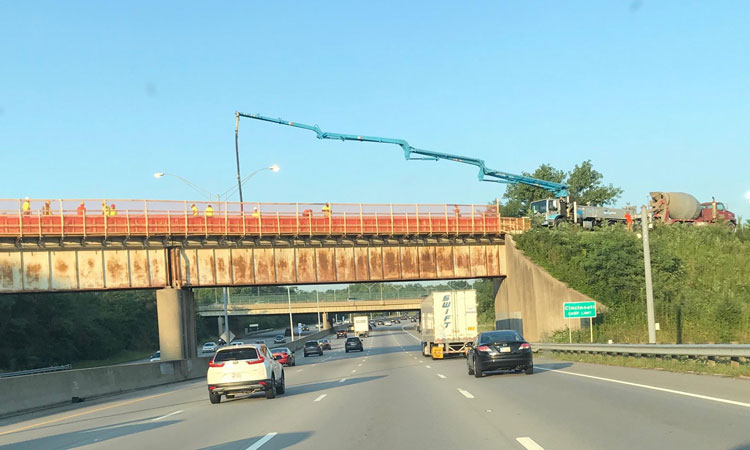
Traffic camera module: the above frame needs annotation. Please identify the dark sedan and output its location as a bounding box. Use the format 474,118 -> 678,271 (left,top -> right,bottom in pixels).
467,330 -> 533,377
336,330 -> 348,339
304,340 -> 323,357
345,337 -> 363,353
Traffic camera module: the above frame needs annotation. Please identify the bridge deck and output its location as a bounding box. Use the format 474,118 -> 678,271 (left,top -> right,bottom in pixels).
0,200 -> 528,238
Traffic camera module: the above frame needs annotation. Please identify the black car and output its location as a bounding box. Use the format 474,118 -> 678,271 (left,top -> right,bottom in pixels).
345,337 -> 364,353
467,330 -> 533,377
304,340 -> 323,357
336,330 -> 348,339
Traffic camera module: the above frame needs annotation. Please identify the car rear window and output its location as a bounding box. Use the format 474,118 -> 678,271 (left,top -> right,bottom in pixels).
305,341 -> 319,347
273,348 -> 290,354
480,331 -> 523,343
214,348 -> 259,362
346,337 -> 359,342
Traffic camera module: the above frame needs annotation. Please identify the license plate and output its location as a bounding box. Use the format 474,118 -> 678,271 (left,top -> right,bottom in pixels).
499,347 -> 511,353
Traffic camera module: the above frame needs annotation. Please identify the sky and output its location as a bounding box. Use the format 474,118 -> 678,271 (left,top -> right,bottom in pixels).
2,1 -> 749,220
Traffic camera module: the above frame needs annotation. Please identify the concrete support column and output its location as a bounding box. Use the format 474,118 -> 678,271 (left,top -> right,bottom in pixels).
321,312 -> 331,330
217,316 -> 226,341
156,288 -> 197,361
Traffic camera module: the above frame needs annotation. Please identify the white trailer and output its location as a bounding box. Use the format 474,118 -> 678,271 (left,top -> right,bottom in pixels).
420,290 -> 478,359
353,316 -> 369,338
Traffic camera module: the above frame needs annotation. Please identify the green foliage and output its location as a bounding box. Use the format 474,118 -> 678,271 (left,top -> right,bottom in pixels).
501,160 -> 622,216
516,225 -> 750,343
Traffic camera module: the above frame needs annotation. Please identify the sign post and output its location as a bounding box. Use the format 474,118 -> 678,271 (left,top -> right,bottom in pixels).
563,301 -> 597,343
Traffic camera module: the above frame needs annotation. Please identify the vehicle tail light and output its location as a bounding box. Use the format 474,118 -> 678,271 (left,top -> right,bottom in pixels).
246,355 -> 265,365
208,361 -> 224,368
208,385 -> 216,391
476,345 -> 491,352
520,343 -> 531,350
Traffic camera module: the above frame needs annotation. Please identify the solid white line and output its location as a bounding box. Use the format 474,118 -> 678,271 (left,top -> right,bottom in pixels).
437,374 -> 447,379
425,365 -> 431,369
314,394 -> 327,402
246,432 -> 278,450
152,410 -> 182,421
339,378 -> 347,383
457,388 -> 475,399
536,367 -> 750,409
516,437 -> 545,450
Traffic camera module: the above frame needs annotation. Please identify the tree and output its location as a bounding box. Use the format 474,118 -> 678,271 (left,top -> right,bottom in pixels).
567,160 -> 622,206
501,164 -> 565,216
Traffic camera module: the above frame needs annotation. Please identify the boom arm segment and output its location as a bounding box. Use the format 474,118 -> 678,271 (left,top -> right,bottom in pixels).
237,112 -> 568,197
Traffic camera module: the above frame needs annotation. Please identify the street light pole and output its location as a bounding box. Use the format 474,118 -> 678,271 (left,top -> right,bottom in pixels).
287,286 -> 295,342
640,206 -> 657,344
234,112 -> 244,205
222,288 -> 230,344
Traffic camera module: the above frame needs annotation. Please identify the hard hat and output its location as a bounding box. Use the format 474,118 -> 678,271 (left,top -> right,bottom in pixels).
24,197 -> 29,200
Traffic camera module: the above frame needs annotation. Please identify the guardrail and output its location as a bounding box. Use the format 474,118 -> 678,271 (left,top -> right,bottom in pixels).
198,290 -> 430,306
0,364 -> 72,378
534,343 -> 750,360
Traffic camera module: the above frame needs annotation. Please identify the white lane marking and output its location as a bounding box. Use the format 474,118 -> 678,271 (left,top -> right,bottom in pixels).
339,378 -> 347,383
457,388 -> 475,399
425,365 -> 431,369
413,357 -> 417,360
437,374 -> 447,379
296,369 -> 303,372
152,410 -> 182,421
314,394 -> 327,402
516,437 -> 545,450
418,360 -> 423,364
351,369 -> 357,373
358,363 -> 363,367
536,367 -> 750,409
246,432 -> 278,450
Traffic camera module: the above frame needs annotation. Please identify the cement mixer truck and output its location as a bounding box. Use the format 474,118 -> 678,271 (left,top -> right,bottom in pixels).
649,192 -> 737,231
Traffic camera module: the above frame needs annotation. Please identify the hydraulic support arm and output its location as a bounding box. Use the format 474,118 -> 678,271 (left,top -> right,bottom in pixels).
236,112 -> 568,197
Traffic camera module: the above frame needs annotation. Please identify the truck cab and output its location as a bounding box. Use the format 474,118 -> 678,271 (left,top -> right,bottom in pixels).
530,198 -> 565,226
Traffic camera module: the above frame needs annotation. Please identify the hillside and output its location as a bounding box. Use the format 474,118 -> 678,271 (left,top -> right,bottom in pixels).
514,223 -> 750,343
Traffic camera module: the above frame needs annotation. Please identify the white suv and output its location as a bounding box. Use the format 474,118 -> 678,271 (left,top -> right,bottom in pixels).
207,344 -> 285,403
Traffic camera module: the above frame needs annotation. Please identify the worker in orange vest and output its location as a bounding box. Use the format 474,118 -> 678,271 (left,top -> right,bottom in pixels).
42,201 -> 52,216
77,202 -> 86,215
625,212 -> 633,232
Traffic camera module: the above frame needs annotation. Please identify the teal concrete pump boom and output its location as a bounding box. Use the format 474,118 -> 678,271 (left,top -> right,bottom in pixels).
236,112 -> 569,197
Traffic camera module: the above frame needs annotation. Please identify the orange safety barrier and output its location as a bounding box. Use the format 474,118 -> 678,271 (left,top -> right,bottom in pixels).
0,199 -> 529,238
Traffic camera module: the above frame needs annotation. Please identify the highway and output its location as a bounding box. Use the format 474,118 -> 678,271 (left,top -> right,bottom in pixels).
1,325 -> 748,450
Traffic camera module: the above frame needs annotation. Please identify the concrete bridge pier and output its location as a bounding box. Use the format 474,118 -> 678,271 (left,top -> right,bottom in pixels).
321,312 -> 331,330
156,288 -> 197,361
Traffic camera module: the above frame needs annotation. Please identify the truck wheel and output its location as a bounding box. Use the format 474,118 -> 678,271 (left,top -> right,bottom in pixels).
525,366 -> 533,375
209,392 -> 221,404
728,222 -> 737,233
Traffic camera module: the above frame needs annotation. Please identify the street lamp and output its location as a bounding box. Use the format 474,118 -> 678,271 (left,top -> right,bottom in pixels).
154,165 -> 279,203
218,165 -> 280,202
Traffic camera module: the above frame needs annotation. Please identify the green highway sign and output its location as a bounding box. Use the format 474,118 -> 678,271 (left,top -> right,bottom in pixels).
563,301 -> 596,318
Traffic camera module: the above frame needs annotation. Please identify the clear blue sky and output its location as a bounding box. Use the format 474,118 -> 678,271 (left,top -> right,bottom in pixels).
2,1 -> 749,219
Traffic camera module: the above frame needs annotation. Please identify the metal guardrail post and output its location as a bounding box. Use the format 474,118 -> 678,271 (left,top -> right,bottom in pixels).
143,200 -> 148,238
444,204 -> 448,235
405,211 -> 409,236
37,210 -> 42,238
390,204 -> 394,236
343,211 -> 347,235
59,199 -> 64,237
127,209 -> 131,237
416,205 -> 419,235
428,212 -> 433,235
359,203 -> 363,235
224,201 -> 229,236
184,201 -> 188,237
296,203 -> 300,237
276,211 -> 281,236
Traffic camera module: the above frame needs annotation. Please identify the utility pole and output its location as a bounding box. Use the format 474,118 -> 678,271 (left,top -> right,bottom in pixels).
641,206 -> 656,344
222,288 -> 230,344
316,291 -> 321,330
287,287 -> 295,342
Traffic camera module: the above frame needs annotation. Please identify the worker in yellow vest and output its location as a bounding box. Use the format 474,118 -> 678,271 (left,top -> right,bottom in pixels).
109,204 -> 117,217
251,207 -> 260,218
101,201 -> 110,216
322,202 -> 331,218
191,203 -> 199,216
22,197 -> 31,215
205,205 -> 214,217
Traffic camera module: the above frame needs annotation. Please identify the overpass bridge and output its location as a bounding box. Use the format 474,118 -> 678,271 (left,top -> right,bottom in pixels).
0,198 -> 526,361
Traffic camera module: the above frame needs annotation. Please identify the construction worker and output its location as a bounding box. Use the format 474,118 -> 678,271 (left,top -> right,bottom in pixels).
77,202 -> 86,215
251,207 -> 260,218
101,201 -> 110,216
454,204 -> 461,218
42,201 -> 52,216
191,203 -> 199,216
205,204 -> 214,217
109,203 -> 117,217
625,212 -> 633,232
322,202 -> 332,218
21,197 -> 31,215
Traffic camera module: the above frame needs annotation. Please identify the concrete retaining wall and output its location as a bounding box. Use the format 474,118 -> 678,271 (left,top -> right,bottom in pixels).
0,327 -> 339,418
495,236 -> 601,341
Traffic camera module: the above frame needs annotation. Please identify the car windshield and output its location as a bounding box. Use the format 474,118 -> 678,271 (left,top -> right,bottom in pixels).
213,348 -> 259,362
480,331 -> 524,344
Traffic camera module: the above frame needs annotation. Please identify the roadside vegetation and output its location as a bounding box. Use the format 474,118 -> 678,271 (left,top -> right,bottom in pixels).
515,222 -> 750,344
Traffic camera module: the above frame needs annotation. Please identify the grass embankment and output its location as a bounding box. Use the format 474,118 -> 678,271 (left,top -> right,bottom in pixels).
539,350 -> 750,378
72,350 -> 154,369
515,224 -> 750,344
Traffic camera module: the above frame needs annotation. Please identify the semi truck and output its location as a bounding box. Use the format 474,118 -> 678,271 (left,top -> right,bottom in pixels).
353,315 -> 369,338
649,192 -> 736,231
420,290 -> 478,360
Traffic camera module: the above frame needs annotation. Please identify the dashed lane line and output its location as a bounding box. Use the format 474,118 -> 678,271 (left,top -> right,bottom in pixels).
425,365 -> 431,369
351,369 -> 357,373
516,437 -> 545,450
246,432 -> 278,450
535,367 -> 750,409
152,410 -> 182,421
358,363 -> 363,367
437,374 -> 447,379
314,394 -> 327,402
457,388 -> 475,399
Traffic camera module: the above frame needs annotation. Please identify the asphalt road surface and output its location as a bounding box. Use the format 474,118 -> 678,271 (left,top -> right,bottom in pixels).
1,325 -> 748,449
